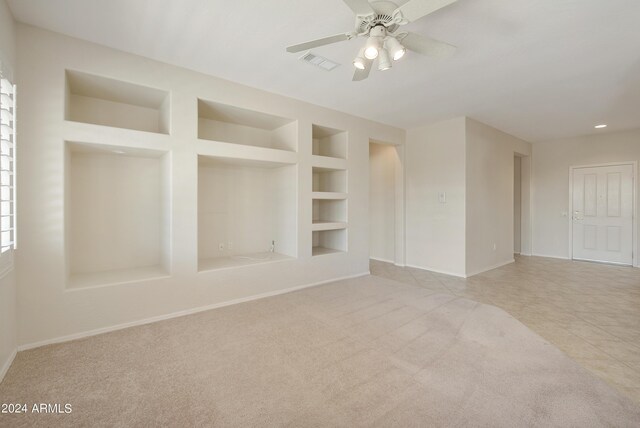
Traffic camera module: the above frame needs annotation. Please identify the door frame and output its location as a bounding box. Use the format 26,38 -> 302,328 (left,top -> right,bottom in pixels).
568,161 -> 638,267
368,139 -> 406,267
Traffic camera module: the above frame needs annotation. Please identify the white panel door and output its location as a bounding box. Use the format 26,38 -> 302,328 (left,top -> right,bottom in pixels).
572,164 -> 634,265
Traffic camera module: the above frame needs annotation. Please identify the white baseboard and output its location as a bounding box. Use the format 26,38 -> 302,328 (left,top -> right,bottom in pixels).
404,263 -> 466,278
465,259 -> 515,277
531,253 -> 571,260
369,257 -> 395,264
18,272 -> 370,352
0,348 -> 17,384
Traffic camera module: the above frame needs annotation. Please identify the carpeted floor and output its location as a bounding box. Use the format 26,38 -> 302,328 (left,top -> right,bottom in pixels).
1,275 -> 639,427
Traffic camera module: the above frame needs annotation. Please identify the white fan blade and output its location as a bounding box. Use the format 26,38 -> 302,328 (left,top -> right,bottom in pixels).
401,32 -> 456,58
342,0 -> 375,16
286,33 -> 351,53
352,59 -> 373,81
396,0 -> 458,23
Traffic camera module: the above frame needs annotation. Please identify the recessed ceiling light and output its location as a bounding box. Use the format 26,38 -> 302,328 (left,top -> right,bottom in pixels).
594,124 -> 607,129
112,150 -> 126,154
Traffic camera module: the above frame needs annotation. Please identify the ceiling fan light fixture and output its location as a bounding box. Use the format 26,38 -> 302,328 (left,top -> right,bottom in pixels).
364,36 -> 381,59
353,48 -> 366,69
378,48 -> 392,71
386,37 -> 406,61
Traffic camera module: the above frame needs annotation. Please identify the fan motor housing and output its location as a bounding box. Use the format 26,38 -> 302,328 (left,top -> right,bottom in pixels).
357,1 -> 401,34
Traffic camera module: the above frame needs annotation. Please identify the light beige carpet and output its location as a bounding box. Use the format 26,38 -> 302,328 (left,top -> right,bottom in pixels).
1,275 -> 639,427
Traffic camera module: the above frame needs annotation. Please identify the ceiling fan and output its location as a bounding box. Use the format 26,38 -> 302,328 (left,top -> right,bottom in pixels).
286,0 -> 458,81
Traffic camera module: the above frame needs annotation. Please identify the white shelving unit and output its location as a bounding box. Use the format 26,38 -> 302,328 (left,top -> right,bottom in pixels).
65,141 -> 171,289
313,167 -> 346,193
62,69 -> 366,283
312,229 -> 347,256
198,155 -> 297,271
198,99 -> 297,152
311,124 -> 348,256
311,191 -> 347,200
312,124 -> 347,159
312,221 -> 347,232
65,70 -> 170,134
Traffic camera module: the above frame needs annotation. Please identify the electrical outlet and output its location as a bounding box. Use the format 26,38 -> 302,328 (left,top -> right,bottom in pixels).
219,243 -> 224,251
228,242 -> 233,250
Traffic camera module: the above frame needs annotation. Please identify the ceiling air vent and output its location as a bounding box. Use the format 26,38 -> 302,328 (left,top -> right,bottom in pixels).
299,52 -> 340,71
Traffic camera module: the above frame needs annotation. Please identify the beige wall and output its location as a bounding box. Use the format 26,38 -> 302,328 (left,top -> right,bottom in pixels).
406,117 -> 467,276
369,143 -> 396,263
465,118 -> 531,276
0,0 -> 16,382
406,117 -> 532,277
0,0 -> 14,77
15,24 -> 404,347
532,129 -> 640,261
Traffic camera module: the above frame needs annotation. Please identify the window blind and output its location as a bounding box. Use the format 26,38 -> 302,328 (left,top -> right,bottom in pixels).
0,71 -> 15,253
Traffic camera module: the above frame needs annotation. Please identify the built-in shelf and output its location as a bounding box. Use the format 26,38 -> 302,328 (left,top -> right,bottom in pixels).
311,246 -> 343,256
66,141 -> 171,289
194,139 -> 297,166
68,266 -> 170,290
312,192 -> 347,200
199,252 -> 292,272
312,124 -> 347,159
313,199 -> 347,224
310,127 -> 347,255
312,229 -> 347,256
65,70 -> 170,134
312,221 -> 347,232
198,99 -> 297,152
313,167 -> 347,193
198,155 -> 297,271
63,120 -> 171,153
311,155 -> 347,170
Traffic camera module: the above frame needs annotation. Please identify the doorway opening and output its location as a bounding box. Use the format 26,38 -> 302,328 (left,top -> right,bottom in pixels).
514,156 -> 522,255
369,140 -> 404,266
514,153 -> 531,257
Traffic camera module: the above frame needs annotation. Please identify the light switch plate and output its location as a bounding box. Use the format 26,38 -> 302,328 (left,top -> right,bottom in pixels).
438,192 -> 447,204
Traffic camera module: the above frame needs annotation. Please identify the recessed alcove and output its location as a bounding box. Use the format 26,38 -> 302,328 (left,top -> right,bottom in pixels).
198,99 -> 297,152
65,141 -> 171,289
313,167 -> 347,193
65,70 -> 170,134
198,155 -> 297,271
312,199 -> 347,226
312,229 -> 347,256
312,124 -> 347,159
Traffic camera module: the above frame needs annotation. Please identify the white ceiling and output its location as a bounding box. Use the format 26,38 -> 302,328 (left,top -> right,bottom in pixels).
7,0 -> 640,142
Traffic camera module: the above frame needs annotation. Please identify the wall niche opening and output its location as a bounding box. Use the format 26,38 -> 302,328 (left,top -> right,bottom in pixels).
198,99 -> 297,152
65,70 -> 170,134
198,155 -> 297,271
65,141 -> 171,289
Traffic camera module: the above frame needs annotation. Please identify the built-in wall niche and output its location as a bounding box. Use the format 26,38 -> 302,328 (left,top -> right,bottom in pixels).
198,155 -> 297,271
65,142 -> 171,289
312,199 -> 347,229
312,167 -> 347,193
312,229 -> 347,256
198,99 -> 297,152
312,124 -> 347,159
65,70 -> 170,134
